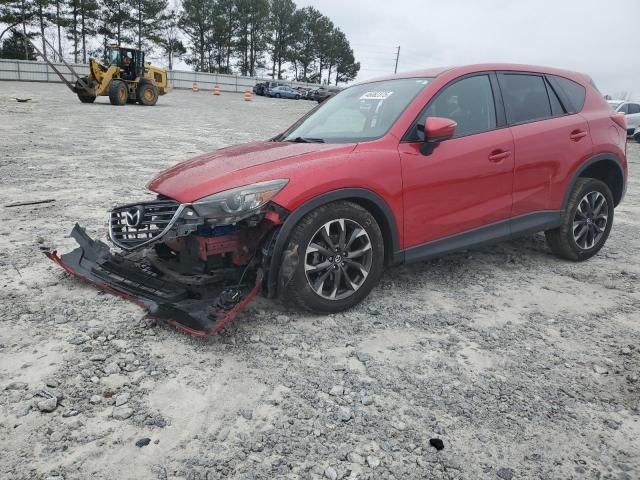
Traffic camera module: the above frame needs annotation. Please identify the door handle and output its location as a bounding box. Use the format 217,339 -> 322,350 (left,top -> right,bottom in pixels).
570,129 -> 588,141
488,150 -> 511,163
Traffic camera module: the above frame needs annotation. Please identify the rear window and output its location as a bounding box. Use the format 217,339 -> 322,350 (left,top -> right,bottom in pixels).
548,75 -> 586,113
499,74 -> 552,124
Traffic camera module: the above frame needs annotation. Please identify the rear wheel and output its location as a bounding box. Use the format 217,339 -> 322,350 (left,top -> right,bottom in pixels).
545,178 -> 614,261
275,93 -> 281,98
295,94 -> 300,100
138,82 -> 159,106
280,201 -> 385,313
634,131 -> 640,143
108,80 -> 128,106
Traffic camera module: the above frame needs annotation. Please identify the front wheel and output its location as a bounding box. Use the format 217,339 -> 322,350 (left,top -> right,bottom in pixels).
545,178 -> 614,261
295,95 -> 300,100
275,93 -> 281,98
634,131 -> 640,143
280,201 -> 385,313
108,80 -> 128,106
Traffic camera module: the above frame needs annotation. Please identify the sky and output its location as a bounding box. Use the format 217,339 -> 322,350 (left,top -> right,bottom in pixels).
296,0 -> 638,97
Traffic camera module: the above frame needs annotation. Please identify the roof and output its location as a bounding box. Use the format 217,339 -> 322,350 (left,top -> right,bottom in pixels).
357,63 -> 590,85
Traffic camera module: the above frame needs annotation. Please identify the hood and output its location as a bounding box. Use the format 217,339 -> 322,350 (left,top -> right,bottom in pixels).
148,141 -> 352,203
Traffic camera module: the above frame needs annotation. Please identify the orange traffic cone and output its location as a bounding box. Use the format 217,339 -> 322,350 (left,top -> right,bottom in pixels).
244,88 -> 252,101
192,82 -> 199,92
213,84 -> 221,96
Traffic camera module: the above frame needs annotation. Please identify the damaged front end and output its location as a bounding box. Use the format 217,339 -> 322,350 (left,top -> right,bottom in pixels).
44,181 -> 288,336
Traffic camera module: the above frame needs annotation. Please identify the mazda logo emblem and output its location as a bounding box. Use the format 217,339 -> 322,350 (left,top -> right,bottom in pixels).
124,206 -> 144,227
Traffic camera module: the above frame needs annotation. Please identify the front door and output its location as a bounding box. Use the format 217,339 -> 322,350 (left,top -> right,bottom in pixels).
398,73 -> 515,250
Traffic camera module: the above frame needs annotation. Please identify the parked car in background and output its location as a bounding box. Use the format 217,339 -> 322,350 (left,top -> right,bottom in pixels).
608,100 -> 640,136
315,86 -> 342,103
263,81 -> 287,96
269,85 -> 301,99
253,82 -> 267,96
306,88 -> 319,100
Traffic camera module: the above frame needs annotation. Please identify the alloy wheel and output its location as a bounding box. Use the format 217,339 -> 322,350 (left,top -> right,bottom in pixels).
304,218 -> 373,300
573,191 -> 608,250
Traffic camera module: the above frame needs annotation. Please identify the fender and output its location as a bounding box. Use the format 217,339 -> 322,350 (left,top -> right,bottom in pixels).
561,152 -> 626,212
265,188 -> 402,298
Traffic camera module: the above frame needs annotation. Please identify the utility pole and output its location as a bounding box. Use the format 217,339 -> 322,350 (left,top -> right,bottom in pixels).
394,46 -> 400,74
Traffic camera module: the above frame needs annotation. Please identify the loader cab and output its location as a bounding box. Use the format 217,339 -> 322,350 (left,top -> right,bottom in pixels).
105,46 -> 145,81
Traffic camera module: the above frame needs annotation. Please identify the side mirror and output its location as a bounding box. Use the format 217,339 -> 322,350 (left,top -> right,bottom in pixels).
418,117 -> 457,155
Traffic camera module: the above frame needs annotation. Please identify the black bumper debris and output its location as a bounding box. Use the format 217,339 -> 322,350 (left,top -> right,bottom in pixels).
43,224 -> 261,336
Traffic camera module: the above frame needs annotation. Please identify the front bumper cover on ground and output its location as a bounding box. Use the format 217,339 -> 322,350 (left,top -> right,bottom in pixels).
43,224 -> 262,337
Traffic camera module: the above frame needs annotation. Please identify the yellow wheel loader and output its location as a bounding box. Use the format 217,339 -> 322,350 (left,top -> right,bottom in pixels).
74,46 -> 169,106
15,31 -> 169,106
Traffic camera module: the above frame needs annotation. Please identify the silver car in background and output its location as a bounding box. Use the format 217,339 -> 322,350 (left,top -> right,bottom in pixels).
269,85 -> 301,99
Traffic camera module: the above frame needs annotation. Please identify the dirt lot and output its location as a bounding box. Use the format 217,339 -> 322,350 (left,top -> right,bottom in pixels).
0,82 -> 638,480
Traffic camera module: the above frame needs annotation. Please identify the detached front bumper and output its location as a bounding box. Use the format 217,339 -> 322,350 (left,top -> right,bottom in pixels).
43,224 -> 261,337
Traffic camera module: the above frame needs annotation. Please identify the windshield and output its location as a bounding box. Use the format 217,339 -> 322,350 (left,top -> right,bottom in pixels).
106,48 -> 119,65
281,78 -> 432,143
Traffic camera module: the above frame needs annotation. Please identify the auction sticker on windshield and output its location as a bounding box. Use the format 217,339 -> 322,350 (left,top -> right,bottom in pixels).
360,91 -> 394,100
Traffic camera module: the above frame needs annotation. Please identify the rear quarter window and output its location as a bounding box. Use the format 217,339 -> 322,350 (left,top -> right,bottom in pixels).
548,75 -> 586,113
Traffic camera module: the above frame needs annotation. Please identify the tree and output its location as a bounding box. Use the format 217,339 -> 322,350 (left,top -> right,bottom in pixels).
313,13 -> 333,83
64,0 -> 98,63
235,0 -> 269,76
130,0 -> 168,52
180,0 -> 210,71
290,6 -> 322,82
267,0 -> 294,79
0,28 -> 36,59
0,0 -> 36,59
98,0 -> 134,52
333,32 -> 359,85
157,9 -> 184,70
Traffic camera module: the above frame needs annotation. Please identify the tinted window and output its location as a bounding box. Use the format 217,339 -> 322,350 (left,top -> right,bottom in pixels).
619,103 -> 629,114
421,75 -> 497,137
628,103 -> 640,114
549,75 -> 586,113
500,74 -> 551,124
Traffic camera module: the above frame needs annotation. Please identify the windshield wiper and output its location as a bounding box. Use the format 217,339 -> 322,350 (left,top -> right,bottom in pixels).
286,136 -> 325,143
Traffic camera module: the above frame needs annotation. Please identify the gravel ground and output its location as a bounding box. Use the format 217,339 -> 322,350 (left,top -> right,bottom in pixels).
0,82 -> 638,480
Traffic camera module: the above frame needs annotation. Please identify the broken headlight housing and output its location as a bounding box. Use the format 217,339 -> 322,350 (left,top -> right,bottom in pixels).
192,179 -> 288,224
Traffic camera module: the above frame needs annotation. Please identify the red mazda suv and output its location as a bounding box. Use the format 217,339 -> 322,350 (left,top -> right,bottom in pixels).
47,64 -> 628,336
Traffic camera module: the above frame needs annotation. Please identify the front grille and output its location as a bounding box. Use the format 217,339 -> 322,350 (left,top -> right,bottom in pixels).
109,199 -> 181,250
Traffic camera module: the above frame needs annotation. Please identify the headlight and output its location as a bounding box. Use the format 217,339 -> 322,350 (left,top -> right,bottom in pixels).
192,179 -> 288,224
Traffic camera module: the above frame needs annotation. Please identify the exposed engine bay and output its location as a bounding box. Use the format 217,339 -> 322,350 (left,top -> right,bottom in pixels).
43,181 -> 289,336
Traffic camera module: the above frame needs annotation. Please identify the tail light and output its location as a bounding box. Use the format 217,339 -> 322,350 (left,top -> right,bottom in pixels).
611,112 -> 627,130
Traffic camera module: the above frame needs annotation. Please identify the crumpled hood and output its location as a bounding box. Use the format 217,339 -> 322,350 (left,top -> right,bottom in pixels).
148,141 -> 349,203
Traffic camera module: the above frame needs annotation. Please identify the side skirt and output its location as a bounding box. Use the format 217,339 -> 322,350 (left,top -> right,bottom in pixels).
403,211 -> 562,264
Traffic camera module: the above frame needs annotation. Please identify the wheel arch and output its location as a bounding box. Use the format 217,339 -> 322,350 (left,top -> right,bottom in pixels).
563,153 -> 626,209
265,188 -> 402,298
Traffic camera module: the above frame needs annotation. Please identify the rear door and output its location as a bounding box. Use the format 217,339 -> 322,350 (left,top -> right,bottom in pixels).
498,72 -> 593,217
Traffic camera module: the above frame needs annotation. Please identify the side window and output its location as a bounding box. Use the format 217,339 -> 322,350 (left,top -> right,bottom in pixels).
420,75 -> 497,138
628,103 -> 640,114
619,103 -> 629,114
548,75 -> 586,113
499,74 -> 551,124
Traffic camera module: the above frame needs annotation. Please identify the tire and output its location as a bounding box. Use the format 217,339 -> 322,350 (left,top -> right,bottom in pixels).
295,95 -> 300,100
545,178 -> 614,261
138,82 -> 159,106
280,201 -> 385,313
275,93 -> 281,98
634,132 -> 640,143
108,80 -> 128,106
77,92 -> 96,103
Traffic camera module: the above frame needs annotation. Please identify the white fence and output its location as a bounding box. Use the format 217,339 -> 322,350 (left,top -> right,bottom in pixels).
0,58 -> 320,93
